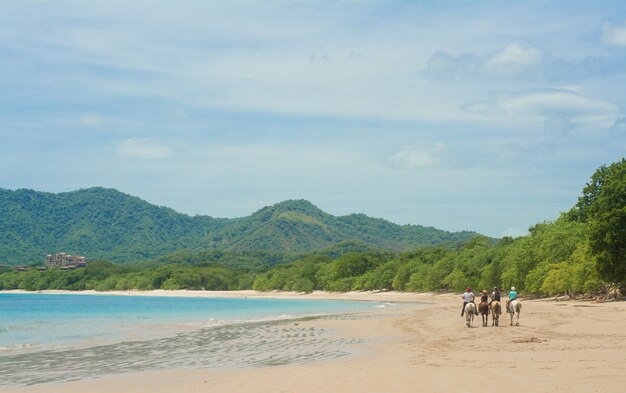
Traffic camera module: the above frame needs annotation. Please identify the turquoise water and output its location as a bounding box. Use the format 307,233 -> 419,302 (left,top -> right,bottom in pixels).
0,293 -> 380,353
0,293 -> 390,386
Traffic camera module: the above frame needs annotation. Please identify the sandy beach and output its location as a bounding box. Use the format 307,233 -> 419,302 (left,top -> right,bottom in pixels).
2,290 -> 625,393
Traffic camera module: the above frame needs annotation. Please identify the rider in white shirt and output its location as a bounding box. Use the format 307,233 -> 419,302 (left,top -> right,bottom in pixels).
461,287 -> 475,317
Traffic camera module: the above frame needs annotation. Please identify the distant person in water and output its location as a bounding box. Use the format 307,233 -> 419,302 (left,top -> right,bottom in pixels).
461,287 -> 475,317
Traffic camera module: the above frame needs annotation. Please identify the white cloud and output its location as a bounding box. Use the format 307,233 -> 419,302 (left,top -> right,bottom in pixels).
500,89 -> 620,122
117,138 -> 171,159
481,42 -> 543,76
388,145 -> 443,168
610,117 -> 626,133
424,51 -> 476,81
424,41 -> 547,80
465,88 -> 621,126
601,21 -> 626,47
423,41 -> 613,83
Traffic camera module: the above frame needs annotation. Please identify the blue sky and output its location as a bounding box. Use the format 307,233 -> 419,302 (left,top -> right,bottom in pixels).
1,1 -> 626,238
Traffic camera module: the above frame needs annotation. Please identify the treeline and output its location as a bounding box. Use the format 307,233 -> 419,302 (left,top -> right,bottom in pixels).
1,158 -> 624,296
250,216 -> 604,295
0,188 -> 478,265
0,218 -> 606,295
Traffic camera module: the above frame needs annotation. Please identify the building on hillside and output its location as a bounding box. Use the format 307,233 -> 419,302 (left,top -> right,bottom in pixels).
45,252 -> 87,269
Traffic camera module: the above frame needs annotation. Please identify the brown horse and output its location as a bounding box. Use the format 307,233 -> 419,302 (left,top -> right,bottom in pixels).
490,301 -> 501,326
478,301 -> 489,326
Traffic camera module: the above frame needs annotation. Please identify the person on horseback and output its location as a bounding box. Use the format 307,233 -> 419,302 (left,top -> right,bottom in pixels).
506,286 -> 517,309
479,289 -> 489,314
489,287 -> 502,324
480,289 -> 489,303
490,287 -> 501,304
461,287 -> 475,317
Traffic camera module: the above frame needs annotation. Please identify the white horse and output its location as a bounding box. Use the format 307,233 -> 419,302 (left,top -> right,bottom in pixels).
464,302 -> 477,328
507,299 -> 522,326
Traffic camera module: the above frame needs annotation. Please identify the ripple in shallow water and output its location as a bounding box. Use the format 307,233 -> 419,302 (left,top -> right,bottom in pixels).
0,318 -> 368,387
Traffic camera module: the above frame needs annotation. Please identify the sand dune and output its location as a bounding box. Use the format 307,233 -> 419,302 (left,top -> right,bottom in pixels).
2,291 -> 625,393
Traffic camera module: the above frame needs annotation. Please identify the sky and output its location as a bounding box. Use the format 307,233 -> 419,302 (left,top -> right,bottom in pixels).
1,1 -> 626,238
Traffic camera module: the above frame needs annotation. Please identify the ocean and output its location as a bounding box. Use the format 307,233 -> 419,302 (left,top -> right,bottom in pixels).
0,293 -> 388,386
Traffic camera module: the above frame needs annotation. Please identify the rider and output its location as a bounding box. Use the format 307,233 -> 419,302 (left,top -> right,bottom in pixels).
490,287 -> 501,304
479,289 -> 489,313
507,286 -> 517,308
480,289 -> 489,303
461,287 -> 475,317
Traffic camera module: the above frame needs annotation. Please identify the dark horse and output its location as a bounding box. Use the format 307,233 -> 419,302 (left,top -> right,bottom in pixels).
478,301 -> 489,327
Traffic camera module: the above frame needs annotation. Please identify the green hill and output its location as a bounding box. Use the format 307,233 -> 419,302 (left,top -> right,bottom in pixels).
0,187 -> 481,265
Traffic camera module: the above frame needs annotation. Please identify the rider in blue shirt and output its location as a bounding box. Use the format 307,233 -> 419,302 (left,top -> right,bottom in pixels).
507,286 -> 517,308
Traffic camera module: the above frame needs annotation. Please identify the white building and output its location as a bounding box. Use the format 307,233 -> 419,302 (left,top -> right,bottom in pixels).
45,252 -> 87,268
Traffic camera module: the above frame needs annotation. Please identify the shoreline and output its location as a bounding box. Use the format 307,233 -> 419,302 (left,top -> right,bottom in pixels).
0,288 -> 435,302
2,291 -> 626,392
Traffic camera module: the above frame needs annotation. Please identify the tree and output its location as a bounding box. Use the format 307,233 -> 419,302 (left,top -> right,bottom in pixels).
571,159 -> 626,290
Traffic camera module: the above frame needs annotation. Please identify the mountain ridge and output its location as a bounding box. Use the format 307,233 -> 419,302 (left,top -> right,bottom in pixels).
0,187 -> 482,265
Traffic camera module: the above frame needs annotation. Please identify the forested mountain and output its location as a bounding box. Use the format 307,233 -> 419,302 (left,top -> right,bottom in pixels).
0,187 -> 226,264
0,187 -> 479,265
206,199 -> 476,252
2,159 -> 624,296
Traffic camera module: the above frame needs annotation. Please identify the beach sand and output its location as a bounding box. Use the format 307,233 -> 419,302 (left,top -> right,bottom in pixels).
2,290 -> 625,393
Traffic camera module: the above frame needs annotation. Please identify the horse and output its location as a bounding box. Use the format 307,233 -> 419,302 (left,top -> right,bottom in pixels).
464,302 -> 477,328
507,299 -> 522,326
478,301 -> 489,327
490,301 -> 501,326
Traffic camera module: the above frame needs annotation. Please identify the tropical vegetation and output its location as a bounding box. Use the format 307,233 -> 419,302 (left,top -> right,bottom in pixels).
1,159 -> 624,296
0,188 -> 478,264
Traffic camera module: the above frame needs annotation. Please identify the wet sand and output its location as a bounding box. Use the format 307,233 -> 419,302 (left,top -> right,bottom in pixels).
2,290 -> 625,393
